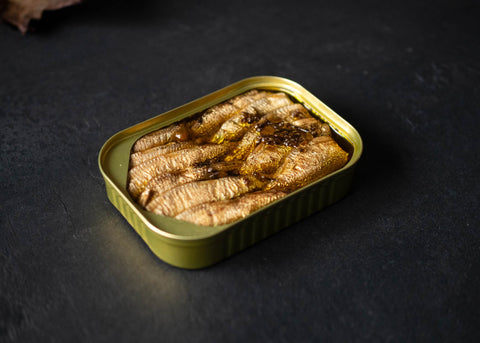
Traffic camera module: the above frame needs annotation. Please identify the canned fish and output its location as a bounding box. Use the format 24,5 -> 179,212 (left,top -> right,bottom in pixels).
98,76 -> 363,269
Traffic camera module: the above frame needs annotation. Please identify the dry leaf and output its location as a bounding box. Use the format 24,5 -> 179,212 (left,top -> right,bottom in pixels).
0,0 -> 81,33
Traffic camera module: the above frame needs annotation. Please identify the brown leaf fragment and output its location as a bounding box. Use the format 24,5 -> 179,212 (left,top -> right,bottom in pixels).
0,0 -> 81,34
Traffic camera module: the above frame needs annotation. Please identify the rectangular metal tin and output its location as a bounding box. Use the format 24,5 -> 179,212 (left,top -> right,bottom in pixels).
98,76 -> 363,269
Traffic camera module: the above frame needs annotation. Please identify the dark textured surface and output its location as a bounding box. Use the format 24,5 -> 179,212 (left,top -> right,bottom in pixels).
1,0 -> 479,341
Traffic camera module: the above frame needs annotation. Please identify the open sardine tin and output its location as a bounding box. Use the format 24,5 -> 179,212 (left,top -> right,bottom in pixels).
98,76 -> 363,269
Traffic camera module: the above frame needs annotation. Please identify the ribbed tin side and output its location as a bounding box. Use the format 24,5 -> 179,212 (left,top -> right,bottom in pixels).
105,184 -> 146,238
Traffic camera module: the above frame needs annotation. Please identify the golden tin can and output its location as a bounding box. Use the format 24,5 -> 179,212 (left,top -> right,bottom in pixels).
98,76 -> 363,269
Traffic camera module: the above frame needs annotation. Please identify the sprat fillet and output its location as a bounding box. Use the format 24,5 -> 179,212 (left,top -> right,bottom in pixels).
175,191 -> 287,226
266,136 -> 349,191
128,143 -> 233,199
146,176 -> 263,217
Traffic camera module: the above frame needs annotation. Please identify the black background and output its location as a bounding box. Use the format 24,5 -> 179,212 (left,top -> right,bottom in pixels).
1,0 -> 479,341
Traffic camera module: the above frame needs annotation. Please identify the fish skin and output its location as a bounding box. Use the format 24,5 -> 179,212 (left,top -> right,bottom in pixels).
128,143 -> 233,199
319,123 -> 332,136
223,120 -> 263,161
188,102 -> 238,138
265,136 -> 349,191
210,107 -> 259,143
226,103 -> 312,161
267,105 -> 331,137
228,89 -> 269,109
292,119 -> 332,137
250,93 -> 293,114
240,142 -> 292,175
265,103 -> 311,123
238,116 -> 324,176
129,141 -> 197,168
132,123 -> 189,153
187,91 -> 269,138
137,160 -> 242,207
175,191 -> 287,226
137,173 -> 194,207
146,176 -> 263,217
211,93 -> 294,144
